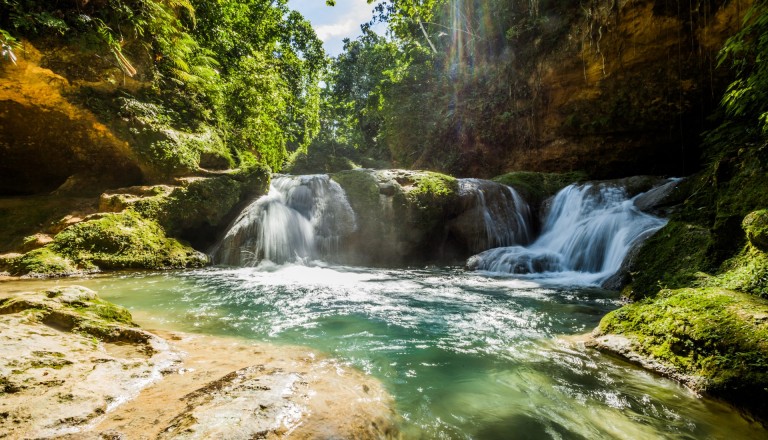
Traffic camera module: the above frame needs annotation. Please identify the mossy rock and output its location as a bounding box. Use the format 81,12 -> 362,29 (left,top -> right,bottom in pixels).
627,221 -> 714,299
52,211 -> 208,270
402,171 -> 459,204
330,169 -> 463,265
331,169 -> 381,217
743,210 -> 768,251
9,247 -> 79,276
0,286 -> 150,343
10,211 -> 208,276
596,287 -> 768,419
705,244 -> 768,298
492,171 -> 587,208
104,166 -> 270,249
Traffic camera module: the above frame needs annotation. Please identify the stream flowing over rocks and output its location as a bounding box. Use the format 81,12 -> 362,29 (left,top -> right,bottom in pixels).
213,170 -> 672,288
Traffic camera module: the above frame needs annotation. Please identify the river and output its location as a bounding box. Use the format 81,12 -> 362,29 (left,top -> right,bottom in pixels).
6,265 -> 763,439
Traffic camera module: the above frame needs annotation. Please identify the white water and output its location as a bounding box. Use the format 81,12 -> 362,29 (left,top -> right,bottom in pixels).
456,179 -> 532,252
212,175 -> 356,265
467,183 -> 667,285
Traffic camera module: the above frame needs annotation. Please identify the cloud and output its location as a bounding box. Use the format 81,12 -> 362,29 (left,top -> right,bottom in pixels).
289,0 -> 380,56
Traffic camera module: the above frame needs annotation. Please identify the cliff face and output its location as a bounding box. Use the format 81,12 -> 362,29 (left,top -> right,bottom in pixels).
0,44 -> 143,195
513,0 -> 746,178
407,0 -> 748,179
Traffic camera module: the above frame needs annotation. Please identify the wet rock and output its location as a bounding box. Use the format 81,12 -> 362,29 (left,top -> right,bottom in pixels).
633,178 -> 688,216
330,169 -> 530,265
591,287 -> 768,422
0,288 -> 399,439
0,287 -> 178,439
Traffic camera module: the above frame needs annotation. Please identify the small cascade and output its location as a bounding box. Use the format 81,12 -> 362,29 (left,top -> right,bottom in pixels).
450,179 -> 532,253
213,175 -> 356,266
467,183 -> 667,285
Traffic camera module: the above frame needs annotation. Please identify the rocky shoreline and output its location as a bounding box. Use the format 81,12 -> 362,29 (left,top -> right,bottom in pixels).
0,286 -> 398,439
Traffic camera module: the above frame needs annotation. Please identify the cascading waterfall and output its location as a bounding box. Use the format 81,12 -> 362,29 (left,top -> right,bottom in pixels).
467,183 -> 667,285
452,179 -> 532,253
212,175 -> 356,266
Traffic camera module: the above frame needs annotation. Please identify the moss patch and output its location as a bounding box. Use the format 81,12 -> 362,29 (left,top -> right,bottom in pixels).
628,222 -> 715,299
10,248 -> 79,276
597,288 -> 768,415
704,245 -> 768,299
492,171 -> 587,207
743,210 -> 768,251
51,210 -> 208,270
403,171 -> 459,202
0,286 -> 149,343
102,166 -> 270,248
9,211 -> 208,276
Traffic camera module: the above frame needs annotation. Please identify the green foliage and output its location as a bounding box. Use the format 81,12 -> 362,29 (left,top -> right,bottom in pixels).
191,0 -> 325,171
598,288 -> 768,399
0,27 -> 18,64
0,0 -> 326,173
718,0 -> 768,137
316,0 -> 578,175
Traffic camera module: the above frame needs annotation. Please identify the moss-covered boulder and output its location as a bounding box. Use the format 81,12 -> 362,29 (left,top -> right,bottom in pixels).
592,287 -> 768,420
0,286 -> 146,342
8,211 -> 207,276
329,169 -> 530,265
743,210 -> 768,251
626,222 -> 715,299
330,169 -> 460,265
492,171 -> 586,210
100,166 -> 270,249
9,247 -> 79,276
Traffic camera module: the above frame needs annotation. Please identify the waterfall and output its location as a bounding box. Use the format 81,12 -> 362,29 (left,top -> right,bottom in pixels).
466,183 -> 667,285
450,179 -> 532,253
212,175 -> 356,266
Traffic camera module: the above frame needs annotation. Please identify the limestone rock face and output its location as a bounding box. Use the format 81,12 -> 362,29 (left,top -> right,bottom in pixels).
0,45 -> 143,195
408,0 -> 749,179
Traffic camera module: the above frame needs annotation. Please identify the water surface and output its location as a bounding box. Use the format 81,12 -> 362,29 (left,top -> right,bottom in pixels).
5,265 -> 765,439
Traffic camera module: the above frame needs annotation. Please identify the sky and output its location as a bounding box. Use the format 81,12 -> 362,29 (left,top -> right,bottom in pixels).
287,0 -> 384,57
